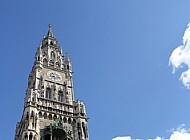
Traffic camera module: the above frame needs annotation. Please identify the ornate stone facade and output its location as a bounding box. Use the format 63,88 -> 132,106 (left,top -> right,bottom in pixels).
14,25 -> 89,140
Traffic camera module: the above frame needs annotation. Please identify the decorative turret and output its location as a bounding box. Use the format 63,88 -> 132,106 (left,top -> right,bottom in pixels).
64,53 -> 73,78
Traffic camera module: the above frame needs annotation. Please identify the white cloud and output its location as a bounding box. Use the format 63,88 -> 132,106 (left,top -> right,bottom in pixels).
112,136 -> 133,140
112,136 -> 164,140
169,23 -> 190,89
112,125 -> 190,140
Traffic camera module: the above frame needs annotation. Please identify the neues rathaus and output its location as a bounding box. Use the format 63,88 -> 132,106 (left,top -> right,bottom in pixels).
14,25 -> 89,140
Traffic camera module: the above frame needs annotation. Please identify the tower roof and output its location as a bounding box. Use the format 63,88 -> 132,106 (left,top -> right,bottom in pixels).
46,24 -> 54,37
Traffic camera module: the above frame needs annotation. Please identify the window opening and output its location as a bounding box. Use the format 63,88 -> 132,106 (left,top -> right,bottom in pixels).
45,88 -> 51,99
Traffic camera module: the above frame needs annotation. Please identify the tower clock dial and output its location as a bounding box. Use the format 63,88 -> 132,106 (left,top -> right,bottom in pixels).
47,70 -> 62,81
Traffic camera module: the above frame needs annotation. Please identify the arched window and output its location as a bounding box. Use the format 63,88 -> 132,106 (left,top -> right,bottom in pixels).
58,91 -> 64,102
26,112 -> 29,120
67,65 -> 70,70
31,111 -> 34,118
37,56 -> 40,61
77,123 -> 81,140
53,114 -> 57,121
29,133 -> 33,140
45,88 -> 51,99
48,114 -> 52,120
59,115 -> 62,121
39,111 -> 42,118
63,117 -> 67,123
82,122 -> 87,138
77,122 -> 81,128
78,132 -> 81,140
73,119 -> 76,124
51,51 -> 55,60
43,58 -> 48,67
43,112 -> 47,119
24,133 -> 28,140
68,118 -> 72,124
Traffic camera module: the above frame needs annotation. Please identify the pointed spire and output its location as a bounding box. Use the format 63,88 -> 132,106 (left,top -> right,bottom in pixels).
65,53 -> 70,61
47,24 -> 54,37
64,53 -> 72,72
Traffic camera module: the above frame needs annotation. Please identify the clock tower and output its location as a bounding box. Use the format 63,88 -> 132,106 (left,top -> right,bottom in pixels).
14,25 -> 89,140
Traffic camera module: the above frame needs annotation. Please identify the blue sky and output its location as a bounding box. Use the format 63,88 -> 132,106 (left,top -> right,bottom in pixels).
1,0 -> 190,140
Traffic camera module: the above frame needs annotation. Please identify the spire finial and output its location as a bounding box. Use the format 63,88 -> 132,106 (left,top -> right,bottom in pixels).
65,53 -> 70,61
48,24 -> 51,29
47,24 -> 53,37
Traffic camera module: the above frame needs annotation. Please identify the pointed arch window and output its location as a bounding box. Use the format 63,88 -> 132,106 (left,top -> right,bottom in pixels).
68,118 -> 72,124
43,112 -> 47,119
51,51 -> 55,60
31,111 -> 34,118
48,114 -> 52,120
67,65 -> 70,70
82,122 -> 87,138
29,133 -> 33,140
24,133 -> 28,140
58,91 -> 64,102
43,58 -> 48,67
63,117 -> 67,123
77,123 -> 82,140
53,114 -> 57,121
45,88 -> 51,99
37,56 -> 40,61
39,112 -> 42,118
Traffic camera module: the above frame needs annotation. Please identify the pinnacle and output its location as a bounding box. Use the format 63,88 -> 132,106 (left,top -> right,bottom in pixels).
47,24 -> 54,37
65,53 -> 70,61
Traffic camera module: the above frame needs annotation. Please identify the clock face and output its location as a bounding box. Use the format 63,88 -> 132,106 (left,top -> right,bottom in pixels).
47,71 -> 62,81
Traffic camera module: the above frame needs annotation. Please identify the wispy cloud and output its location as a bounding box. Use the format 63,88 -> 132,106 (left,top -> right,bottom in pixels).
112,124 -> 190,140
169,23 -> 190,89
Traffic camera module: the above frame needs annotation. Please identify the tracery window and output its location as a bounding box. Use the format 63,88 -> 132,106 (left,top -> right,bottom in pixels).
58,91 -> 64,102
45,88 -> 51,99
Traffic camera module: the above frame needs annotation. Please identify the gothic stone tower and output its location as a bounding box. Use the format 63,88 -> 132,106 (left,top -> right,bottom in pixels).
14,25 -> 89,140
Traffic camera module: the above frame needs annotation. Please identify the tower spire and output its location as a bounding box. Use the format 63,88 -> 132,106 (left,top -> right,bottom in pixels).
47,24 -> 53,37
